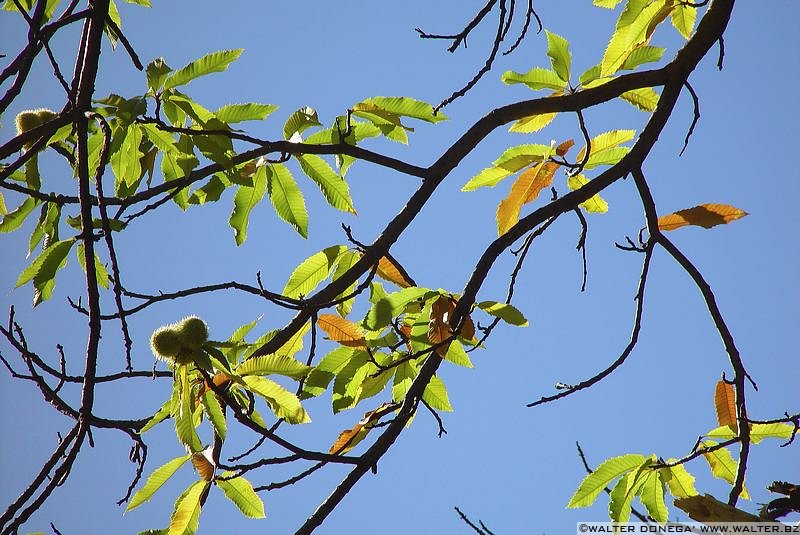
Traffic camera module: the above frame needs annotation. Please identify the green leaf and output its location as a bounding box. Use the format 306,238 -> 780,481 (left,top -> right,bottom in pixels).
301,346 -> 355,399
163,49 -> 243,90
363,287 -> 431,330
700,440 -> 749,498
201,391 -> 226,440
567,453 -> 647,508
126,454 -> 191,511
609,466 -> 648,523
671,4 -> 697,39
28,202 -> 59,255
660,462 -> 698,498
567,174 -> 609,213
443,339 -> 473,368
332,350 -> 371,412
242,376 -> 310,424
545,30 -> 571,82
16,238 -> 74,291
266,163 -> 308,237
501,67 -> 566,91
477,301 -> 528,326
283,106 -> 321,140
168,480 -> 208,535
75,243 -> 110,289
0,192 -> 7,216
461,144 -> 552,192
593,0 -> 624,7
508,112 -> 558,134
601,0 -> 667,76
235,354 -> 311,380
296,154 -> 355,214
422,375 -> 453,412
229,164 -> 267,246
214,103 -> 278,124
146,57 -> 172,92
621,45 -> 666,70
706,423 -> 794,444
356,96 -> 446,124
111,124 -> 144,190
282,245 -> 347,299
216,473 -> 265,519
392,360 -> 417,402
0,197 -> 39,233
638,470 -> 668,523
620,87 -> 659,112
139,399 -> 171,434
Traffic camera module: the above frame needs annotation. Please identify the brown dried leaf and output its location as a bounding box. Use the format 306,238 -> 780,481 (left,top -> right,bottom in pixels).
375,256 -> 413,288
674,494 -> 762,523
556,139 -> 575,156
714,380 -> 737,433
428,296 -> 453,348
191,449 -> 215,481
657,204 -> 748,231
329,403 -> 393,454
317,314 -> 366,347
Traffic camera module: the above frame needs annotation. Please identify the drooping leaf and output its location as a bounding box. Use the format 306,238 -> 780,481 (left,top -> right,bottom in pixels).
608,460 -> 651,522
163,49 -> 243,90
126,454 -> 192,511
111,124 -> 144,190
229,163 -> 267,245
671,4 -> 697,39
422,375 -> 453,412
191,448 -> 216,481
621,86 -> 660,111
501,67 -> 566,91
301,346 -> 355,399
660,462 -> 698,498
75,243 -> 110,289
567,174 -> 609,213
638,470 -> 668,523
567,453 -> 647,508
265,163 -> 308,237
545,30 -> 571,82
443,339 -> 473,368
282,245 -> 347,299
214,103 -> 278,123
714,380 -> 737,433
296,154 -> 356,214
200,391 -> 227,440
0,197 -> 38,233
657,204 -> 748,231
392,360 -> 417,402
16,238 -> 74,295
216,473 -> 265,519
242,376 -> 310,424
332,350 -> 371,412
496,161 -> 560,235
168,480 -> 208,535
329,403 -> 393,455
700,440 -> 750,499
375,256 -> 413,288
318,314 -> 366,348
477,301 -> 528,326
601,0 -> 668,76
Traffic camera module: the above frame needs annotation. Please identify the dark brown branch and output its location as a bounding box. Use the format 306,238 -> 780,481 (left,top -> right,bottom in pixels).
679,81 -> 700,156
415,0 -> 498,52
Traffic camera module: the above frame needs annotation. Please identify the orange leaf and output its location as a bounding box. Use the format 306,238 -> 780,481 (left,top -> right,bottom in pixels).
556,139 -> 575,156
657,204 -> 748,231
317,314 -> 366,348
330,403 -> 393,454
496,161 -> 560,235
428,296 -> 453,352
714,380 -> 737,433
191,449 -> 215,481
375,256 -> 413,288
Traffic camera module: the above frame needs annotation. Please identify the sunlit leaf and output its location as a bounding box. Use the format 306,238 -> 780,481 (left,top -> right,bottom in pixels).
375,256 -> 413,288
496,161 -> 559,235
576,129 -> 636,163
508,112 -> 558,133
163,49 -> 243,90
593,0 -> 624,8
168,480 -> 208,535
608,459 -> 652,522
443,339 -> 473,368
282,245 -> 347,299
75,244 -> 110,289
422,375 -> 453,412
301,346 -> 355,399
235,354 -> 311,380
296,154 -> 355,214
191,448 -> 215,481
671,4 -> 697,39
356,96 -> 446,124
714,380 -> 737,433
216,473 -> 265,518
621,87 -> 660,111
657,204 -> 748,231
700,440 -> 749,499
545,30 -> 571,82
502,67 -> 566,91
660,461 -> 698,498
601,0 -> 667,76
283,106 -> 320,140
243,376 -> 311,423
266,163 -> 308,238
16,239 -> 74,298
127,454 -> 191,511
477,301 -> 528,326
638,470 -> 668,523
200,391 -> 226,440
214,103 -> 277,123
329,403 -> 393,455
318,314 -> 366,348
229,162 -> 267,245
567,453 -> 647,508
392,360 -> 417,402
567,174 -> 609,213
363,287 -> 431,330
0,197 -> 38,233
621,45 -> 666,70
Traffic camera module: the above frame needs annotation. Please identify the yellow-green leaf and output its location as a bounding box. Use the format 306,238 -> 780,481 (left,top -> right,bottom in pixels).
568,453 -> 647,508
567,174 -> 609,213
660,462 -> 698,499
168,480 -> 208,535
127,454 -> 192,511
422,375 -> 453,412
216,472 -> 265,519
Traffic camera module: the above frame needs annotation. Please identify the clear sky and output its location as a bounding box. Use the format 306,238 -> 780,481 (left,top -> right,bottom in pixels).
1,1 -> 798,534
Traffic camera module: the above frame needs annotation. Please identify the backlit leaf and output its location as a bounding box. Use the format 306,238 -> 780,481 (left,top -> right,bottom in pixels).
601,0 -> 667,76
216,473 -> 265,518
163,49 -> 243,90
0,197 -> 38,233
329,403 -> 393,455
318,314 -> 366,348
428,296 -> 453,348
356,96 -> 446,124
443,339 -> 473,368
638,470 -> 668,523
658,204 -> 748,231
375,256 -> 413,288
621,86 -> 660,111
266,163 -> 308,238
127,454 -> 191,511
235,354 -> 311,380
243,376 -> 311,423
660,462 -> 698,498
214,103 -> 277,123
700,440 -> 749,499
16,238 -> 74,290
567,174 -> 609,213
477,301 -> 528,326
545,30 -> 571,82
422,375 -> 453,412
191,448 -> 215,481
283,245 -> 347,299
576,129 -> 636,163
363,287 -> 431,330
496,161 -> 559,235
671,4 -> 697,39
593,0 -> 624,7
609,466 -> 648,523
283,106 -> 320,140
168,480 -> 207,535
296,154 -> 356,214
229,163 -> 267,245
508,112 -> 558,133
621,45 -> 666,70
200,391 -> 226,440
714,380 -> 737,432
567,453 -> 647,508
502,67 -> 566,91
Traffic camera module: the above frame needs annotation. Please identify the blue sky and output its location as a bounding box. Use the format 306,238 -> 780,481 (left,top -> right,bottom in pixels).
1,1 -> 798,534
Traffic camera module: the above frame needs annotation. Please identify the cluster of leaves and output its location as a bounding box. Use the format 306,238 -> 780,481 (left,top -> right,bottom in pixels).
567,380 -> 794,523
